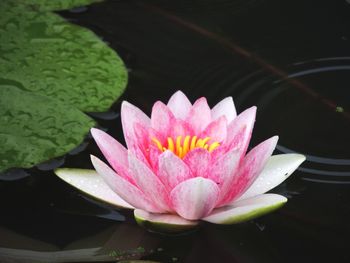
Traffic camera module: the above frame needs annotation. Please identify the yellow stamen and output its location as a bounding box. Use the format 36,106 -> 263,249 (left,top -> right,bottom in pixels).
202,137 -> 211,145
176,136 -> 182,155
152,138 -> 163,151
208,142 -> 220,152
195,139 -> 203,148
196,137 -> 211,148
167,137 -> 175,152
183,135 -> 191,156
151,135 -> 220,158
190,136 -> 197,150
178,146 -> 183,158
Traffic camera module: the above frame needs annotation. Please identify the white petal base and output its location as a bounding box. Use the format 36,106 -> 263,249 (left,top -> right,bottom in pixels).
55,168 -> 134,209
237,154 -> 306,201
203,194 -> 287,224
134,209 -> 199,234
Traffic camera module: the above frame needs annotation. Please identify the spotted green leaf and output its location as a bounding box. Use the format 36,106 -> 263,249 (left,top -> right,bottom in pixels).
0,86 -> 95,172
6,0 -> 103,11
0,5 -> 127,112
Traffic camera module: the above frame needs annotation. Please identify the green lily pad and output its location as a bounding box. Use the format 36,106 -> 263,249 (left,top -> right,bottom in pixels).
0,85 -> 95,172
17,0 -> 103,11
0,5 -> 127,112
0,0 -> 127,173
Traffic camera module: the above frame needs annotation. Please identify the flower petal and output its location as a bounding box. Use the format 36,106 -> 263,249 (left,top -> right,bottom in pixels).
167,90 -> 192,120
90,128 -> 131,182
158,150 -> 192,190
90,155 -> 162,213
148,144 -> 161,171
237,154 -> 306,201
211,96 -> 237,124
134,209 -> 198,233
128,152 -> 171,212
203,194 -> 287,224
169,119 -> 194,139
133,122 -> 150,153
183,148 -> 211,177
186,97 -> 212,134
55,168 -> 133,209
225,106 -> 256,155
133,122 -> 158,166
121,101 -> 151,150
223,136 -> 279,205
200,116 -> 228,143
170,177 -> 220,220
207,148 -> 241,203
151,101 -> 175,136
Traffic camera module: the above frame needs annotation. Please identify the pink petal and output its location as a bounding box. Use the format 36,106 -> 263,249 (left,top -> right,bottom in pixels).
128,152 -> 172,212
211,97 -> 237,124
90,128 -> 132,183
130,145 -> 150,169
133,122 -> 150,155
148,128 -> 169,167
225,106 -> 256,156
167,90 -> 192,120
90,155 -> 162,213
55,168 -> 134,209
170,177 -> 220,220
133,122 -> 162,170
148,124 -> 165,139
169,119 -> 194,139
121,101 -> 151,150
237,154 -> 306,201
207,148 -> 241,204
183,148 -> 211,177
151,101 -> 175,136
158,150 -> 192,191
223,136 -> 279,205
186,97 -> 212,134
199,116 -> 228,143
148,145 -> 162,171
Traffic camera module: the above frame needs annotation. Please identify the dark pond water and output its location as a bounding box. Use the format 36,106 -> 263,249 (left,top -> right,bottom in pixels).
1,0 -> 350,262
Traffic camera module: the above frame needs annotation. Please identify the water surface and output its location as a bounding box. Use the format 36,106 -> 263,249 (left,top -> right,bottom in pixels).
1,0 -> 350,262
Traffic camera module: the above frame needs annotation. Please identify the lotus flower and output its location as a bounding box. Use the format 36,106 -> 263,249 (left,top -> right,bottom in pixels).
55,91 -> 305,232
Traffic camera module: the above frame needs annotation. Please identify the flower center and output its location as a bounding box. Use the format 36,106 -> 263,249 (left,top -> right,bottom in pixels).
151,135 -> 220,158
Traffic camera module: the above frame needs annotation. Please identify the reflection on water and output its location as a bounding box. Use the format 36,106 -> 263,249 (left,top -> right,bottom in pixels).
0,224 -> 158,262
1,0 -> 350,262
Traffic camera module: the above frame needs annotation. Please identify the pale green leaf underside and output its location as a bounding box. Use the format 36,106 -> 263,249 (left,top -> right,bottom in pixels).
134,209 -> 199,234
203,194 -> 287,224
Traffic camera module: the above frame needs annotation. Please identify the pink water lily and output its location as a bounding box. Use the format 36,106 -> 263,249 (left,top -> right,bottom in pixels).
55,91 -> 305,232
